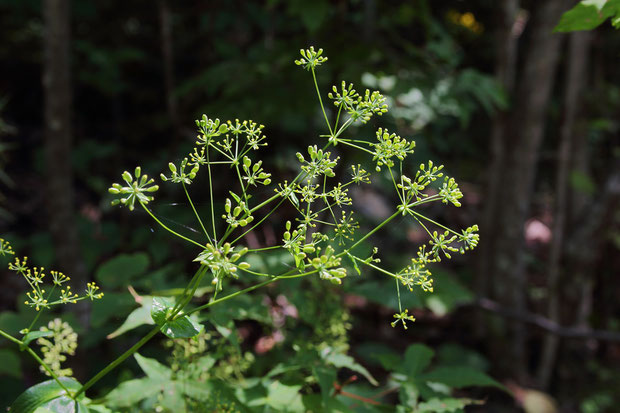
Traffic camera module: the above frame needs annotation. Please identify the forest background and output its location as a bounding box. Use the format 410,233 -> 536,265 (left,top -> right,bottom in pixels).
0,0 -> 618,412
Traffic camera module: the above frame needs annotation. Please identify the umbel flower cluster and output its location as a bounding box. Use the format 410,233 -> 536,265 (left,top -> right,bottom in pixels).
108,46 -> 479,329
1,238 -> 103,314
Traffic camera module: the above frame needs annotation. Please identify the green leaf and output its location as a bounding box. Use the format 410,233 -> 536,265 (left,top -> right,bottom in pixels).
134,353 -> 171,380
420,366 -> 506,390
150,296 -> 202,339
264,381 -> 303,410
403,343 -> 434,377
35,397 -> 89,413
416,397 -> 483,412
150,296 -> 173,326
10,378 -> 83,413
160,314 -> 203,339
313,366 -> 336,408
103,378 -> 162,407
95,253 -> 149,288
554,0 -> 620,32
107,296 -> 154,339
20,330 -> 54,350
0,348 -> 21,378
323,350 -> 379,386
423,271 -> 473,317
90,292 -> 136,328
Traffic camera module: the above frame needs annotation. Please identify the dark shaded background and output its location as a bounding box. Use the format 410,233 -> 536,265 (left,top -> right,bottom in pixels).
0,0 -> 619,411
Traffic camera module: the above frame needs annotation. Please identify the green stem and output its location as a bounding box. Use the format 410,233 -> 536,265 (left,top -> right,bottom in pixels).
183,278 -> 280,317
73,326 -> 160,399
171,265 -> 207,314
25,346 -> 74,397
0,328 -> 21,345
311,67 -> 334,136
182,182 -> 211,243
206,148 -> 218,243
339,210 -> 401,257
140,203 -> 204,249
338,139 -> 375,156
408,209 -> 460,236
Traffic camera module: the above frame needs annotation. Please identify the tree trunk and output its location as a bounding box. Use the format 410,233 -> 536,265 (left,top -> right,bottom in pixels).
159,0 -> 179,137
475,0 -> 520,337
483,0 -> 568,381
43,0 -> 87,319
537,31 -> 592,389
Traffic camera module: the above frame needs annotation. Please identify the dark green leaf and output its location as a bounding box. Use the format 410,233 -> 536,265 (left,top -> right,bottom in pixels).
160,315 -> 203,339
150,296 -> 173,326
107,296 -> 154,339
554,0 -> 620,32
403,343 -> 434,377
417,397 -> 483,412
10,378 -> 83,413
103,378 -> 162,407
0,348 -> 21,378
134,353 -> 171,380
421,366 -> 506,390
323,350 -> 378,386
313,366 -> 336,408
95,253 -> 149,288
20,330 -> 53,349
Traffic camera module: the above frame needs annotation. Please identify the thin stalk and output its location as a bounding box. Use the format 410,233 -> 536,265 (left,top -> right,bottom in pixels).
171,265 -> 207,314
25,346 -> 74,397
0,328 -> 21,345
182,183 -> 211,243
206,148 -> 218,243
340,210 -> 401,257
408,209 -> 460,236
140,203 -> 204,249
74,326 -> 160,398
311,67 -> 334,136
338,139 -> 375,156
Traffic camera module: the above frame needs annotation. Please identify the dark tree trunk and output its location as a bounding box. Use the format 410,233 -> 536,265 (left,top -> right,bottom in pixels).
43,0 -> 87,319
159,0 -> 179,137
537,31 -> 592,389
476,0 -> 520,337
481,0 -> 568,381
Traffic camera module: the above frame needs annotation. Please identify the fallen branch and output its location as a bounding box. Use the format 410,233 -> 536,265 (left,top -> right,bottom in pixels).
475,298 -> 620,342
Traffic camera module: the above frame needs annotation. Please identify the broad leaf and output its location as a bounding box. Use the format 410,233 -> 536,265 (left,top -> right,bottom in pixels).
35,396 -> 89,413
134,353 -> 171,380
313,366 -> 336,408
150,296 -> 174,326
322,350 -> 378,386
416,397 -> 483,412
95,252 -> 149,288
555,0 -> 620,32
421,366 -> 505,390
10,378 -> 83,413
160,315 -> 203,339
103,378 -> 163,407
403,343 -> 434,377
151,296 -> 202,338
107,296 -> 154,339
0,348 -> 22,378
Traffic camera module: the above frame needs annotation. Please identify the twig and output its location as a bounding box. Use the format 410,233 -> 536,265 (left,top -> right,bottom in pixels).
475,298 -> 620,342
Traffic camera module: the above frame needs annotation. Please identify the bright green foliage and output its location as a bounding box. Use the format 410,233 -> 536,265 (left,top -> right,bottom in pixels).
555,0 -> 620,31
